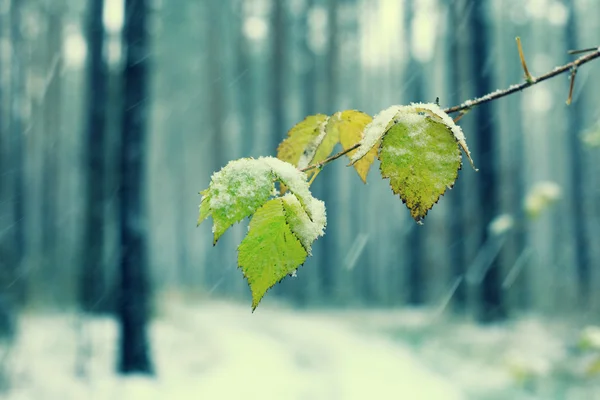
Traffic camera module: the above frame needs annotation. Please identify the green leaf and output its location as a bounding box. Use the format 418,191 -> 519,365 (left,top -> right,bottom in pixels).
238,198 -> 308,310
330,110 -> 376,183
379,111 -> 462,222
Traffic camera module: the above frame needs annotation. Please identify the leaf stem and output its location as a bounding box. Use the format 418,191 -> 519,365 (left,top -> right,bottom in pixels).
299,46 -> 600,172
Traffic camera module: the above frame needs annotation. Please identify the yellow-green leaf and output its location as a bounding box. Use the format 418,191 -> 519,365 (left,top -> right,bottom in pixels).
379,111 -> 462,222
238,198 -> 308,310
276,114 -> 329,168
331,110 -> 376,183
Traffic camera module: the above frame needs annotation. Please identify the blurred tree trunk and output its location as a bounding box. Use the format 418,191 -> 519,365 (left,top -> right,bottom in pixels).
405,0 -> 425,305
0,3 -> 16,340
445,0 -> 467,312
1,0 -> 27,306
468,1 -> 505,322
118,0 -> 153,374
81,0 -> 109,313
565,0 -> 590,306
41,1 -> 63,304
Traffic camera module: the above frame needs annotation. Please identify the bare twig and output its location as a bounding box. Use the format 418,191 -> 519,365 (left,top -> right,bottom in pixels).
568,47 -> 598,55
444,47 -> 600,114
299,46 -> 600,172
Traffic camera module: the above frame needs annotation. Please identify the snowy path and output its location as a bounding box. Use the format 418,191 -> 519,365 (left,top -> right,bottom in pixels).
3,302 -> 464,400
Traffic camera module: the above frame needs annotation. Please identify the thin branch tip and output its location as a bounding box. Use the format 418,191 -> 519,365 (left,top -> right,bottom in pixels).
516,37 -> 535,83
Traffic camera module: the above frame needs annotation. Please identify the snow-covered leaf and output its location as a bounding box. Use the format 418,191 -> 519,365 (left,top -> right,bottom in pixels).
330,110 -> 377,183
379,109 -> 462,222
199,157 -> 326,309
238,198 -> 308,310
198,156 -> 325,244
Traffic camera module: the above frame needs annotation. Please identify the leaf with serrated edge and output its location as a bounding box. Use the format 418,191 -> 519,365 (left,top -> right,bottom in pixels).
277,114 -> 329,167
332,110 -> 376,183
379,111 -> 462,222
238,198 -> 308,310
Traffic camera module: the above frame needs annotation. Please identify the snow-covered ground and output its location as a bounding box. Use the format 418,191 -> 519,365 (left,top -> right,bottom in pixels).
1,301 -> 599,400
1,301 -> 464,400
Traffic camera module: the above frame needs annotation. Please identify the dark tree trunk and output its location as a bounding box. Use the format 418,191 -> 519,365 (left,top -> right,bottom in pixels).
81,0 -> 109,313
118,0 -> 153,375
468,1 -> 505,322
3,0 -> 27,305
0,4 -> 16,340
565,0 -> 590,306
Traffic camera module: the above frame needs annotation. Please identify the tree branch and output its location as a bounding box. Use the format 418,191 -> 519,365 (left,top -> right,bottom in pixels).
444,46 -> 600,114
299,47 -> 600,173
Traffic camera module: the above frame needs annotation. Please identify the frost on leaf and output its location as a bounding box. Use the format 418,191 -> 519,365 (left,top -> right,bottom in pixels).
329,110 -> 377,183
379,109 -> 462,222
349,105 -> 402,164
238,198 -> 308,310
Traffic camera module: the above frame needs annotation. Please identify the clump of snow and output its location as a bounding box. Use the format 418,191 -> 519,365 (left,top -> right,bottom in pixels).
204,157 -> 274,212
350,105 -> 402,164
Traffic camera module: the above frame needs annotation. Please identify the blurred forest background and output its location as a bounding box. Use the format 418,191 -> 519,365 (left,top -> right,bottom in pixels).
1,0 -> 600,398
